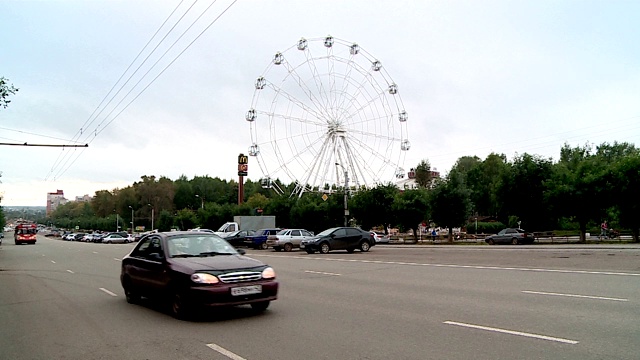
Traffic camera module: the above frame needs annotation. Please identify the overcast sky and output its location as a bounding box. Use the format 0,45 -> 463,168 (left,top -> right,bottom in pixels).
1,0 -> 639,206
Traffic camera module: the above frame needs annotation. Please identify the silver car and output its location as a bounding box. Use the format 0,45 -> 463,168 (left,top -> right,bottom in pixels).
266,229 -> 314,252
102,233 -> 131,244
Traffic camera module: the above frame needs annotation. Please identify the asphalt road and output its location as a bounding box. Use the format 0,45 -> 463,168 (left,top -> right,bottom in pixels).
1,235 -> 639,360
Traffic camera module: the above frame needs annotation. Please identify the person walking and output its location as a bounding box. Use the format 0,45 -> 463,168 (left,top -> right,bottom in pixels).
600,220 -> 608,240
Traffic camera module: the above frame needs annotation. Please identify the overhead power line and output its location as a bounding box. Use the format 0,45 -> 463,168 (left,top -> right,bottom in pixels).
46,0 -> 238,181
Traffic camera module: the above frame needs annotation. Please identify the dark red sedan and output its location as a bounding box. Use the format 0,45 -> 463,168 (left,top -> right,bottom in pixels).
120,231 -> 278,319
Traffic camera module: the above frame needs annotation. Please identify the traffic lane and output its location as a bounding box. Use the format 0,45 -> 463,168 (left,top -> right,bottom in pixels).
1,236 -> 258,360
3,238 -> 637,360
247,251 -> 640,360
258,244 -> 640,272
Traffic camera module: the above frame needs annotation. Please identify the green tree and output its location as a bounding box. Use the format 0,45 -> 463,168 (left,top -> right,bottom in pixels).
350,184 -> 398,231
429,171 -> 471,242
0,77 -> 19,109
392,188 -> 429,241
414,159 -> 432,188
498,153 -> 553,230
610,153 -> 640,242
465,153 -> 507,217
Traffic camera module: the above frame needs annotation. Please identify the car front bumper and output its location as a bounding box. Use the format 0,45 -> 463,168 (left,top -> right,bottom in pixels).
187,280 -> 279,307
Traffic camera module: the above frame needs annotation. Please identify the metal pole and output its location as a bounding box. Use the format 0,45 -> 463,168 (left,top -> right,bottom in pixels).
344,170 -> 348,227
151,209 -> 154,231
129,206 -> 134,233
116,213 -> 119,232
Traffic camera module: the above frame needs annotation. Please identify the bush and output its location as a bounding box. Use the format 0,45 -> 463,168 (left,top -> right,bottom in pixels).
465,221 -> 506,234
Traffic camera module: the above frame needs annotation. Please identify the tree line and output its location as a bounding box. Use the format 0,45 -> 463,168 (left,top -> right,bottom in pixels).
42,141 -> 640,243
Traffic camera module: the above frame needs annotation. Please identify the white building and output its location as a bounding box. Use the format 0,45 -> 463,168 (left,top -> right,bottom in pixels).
46,190 -> 67,215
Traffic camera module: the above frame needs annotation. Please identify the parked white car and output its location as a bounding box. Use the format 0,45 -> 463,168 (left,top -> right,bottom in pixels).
102,233 -> 131,244
371,231 -> 390,243
266,229 -> 315,252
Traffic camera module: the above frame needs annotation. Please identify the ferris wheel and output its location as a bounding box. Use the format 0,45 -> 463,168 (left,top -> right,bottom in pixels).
246,35 -> 410,196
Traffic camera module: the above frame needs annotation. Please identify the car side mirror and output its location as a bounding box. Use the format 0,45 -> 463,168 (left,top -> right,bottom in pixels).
237,249 -> 246,255
330,234 -> 335,238
150,252 -> 164,261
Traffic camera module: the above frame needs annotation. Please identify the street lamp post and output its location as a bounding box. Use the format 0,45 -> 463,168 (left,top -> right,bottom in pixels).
335,162 -> 349,227
195,194 -> 204,209
128,206 -> 134,234
148,204 -> 154,231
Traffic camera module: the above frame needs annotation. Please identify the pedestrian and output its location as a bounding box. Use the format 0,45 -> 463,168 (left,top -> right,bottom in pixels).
431,229 -> 437,241
600,220 -> 608,240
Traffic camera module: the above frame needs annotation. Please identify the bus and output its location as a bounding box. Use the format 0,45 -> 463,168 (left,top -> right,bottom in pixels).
15,222 -> 38,245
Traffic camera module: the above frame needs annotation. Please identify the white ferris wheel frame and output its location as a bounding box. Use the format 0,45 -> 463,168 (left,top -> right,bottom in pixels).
246,36 -> 410,197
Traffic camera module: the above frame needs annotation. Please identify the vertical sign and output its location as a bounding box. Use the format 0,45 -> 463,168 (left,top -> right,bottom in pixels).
238,153 -> 248,176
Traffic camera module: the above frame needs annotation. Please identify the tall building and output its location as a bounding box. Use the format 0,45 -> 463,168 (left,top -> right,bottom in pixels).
46,190 -> 67,215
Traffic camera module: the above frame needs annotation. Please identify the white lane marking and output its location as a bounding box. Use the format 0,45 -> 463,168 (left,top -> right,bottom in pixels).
444,321 -> 579,345
51,260 -> 56,264
255,254 -> 640,277
113,258 -> 121,261
206,343 -> 247,360
66,270 -> 74,274
92,251 -> 98,254
99,288 -> 118,297
522,290 -> 628,302
305,270 -> 341,276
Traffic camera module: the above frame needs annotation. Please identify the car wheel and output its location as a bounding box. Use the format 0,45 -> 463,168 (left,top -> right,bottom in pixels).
259,242 -> 268,250
487,239 -> 495,245
359,241 -> 371,252
511,238 -> 519,245
274,247 -> 282,252
171,291 -> 192,320
319,242 -> 330,254
283,243 -> 293,252
107,240 -> 112,244
251,301 -> 270,313
123,279 -> 141,304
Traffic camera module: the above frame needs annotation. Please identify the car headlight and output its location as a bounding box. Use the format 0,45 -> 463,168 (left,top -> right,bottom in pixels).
191,273 -> 219,284
261,267 -> 276,279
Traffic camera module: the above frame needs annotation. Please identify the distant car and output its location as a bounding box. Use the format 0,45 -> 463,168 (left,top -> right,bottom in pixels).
266,229 -> 314,252
370,231 -> 390,244
73,233 -> 86,241
120,231 -> 278,319
92,233 -> 108,243
102,233 -> 131,244
63,233 -> 76,241
300,227 -> 375,254
485,228 -> 535,245
223,230 -> 256,247
189,228 -> 215,233
245,228 -> 282,250
82,233 -> 96,242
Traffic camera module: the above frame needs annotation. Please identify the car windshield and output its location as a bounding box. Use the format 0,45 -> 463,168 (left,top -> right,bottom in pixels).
317,228 -> 338,236
167,235 -> 238,257
276,230 -> 289,235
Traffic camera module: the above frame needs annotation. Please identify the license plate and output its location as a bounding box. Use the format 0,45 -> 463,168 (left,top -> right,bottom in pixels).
231,285 -> 262,296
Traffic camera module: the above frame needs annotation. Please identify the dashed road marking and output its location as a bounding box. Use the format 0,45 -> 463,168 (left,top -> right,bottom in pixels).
444,321 -> 579,344
522,290 -> 628,302
66,270 -> 74,274
51,260 -> 56,264
99,288 -> 118,297
305,270 -> 341,276
206,343 -> 247,360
